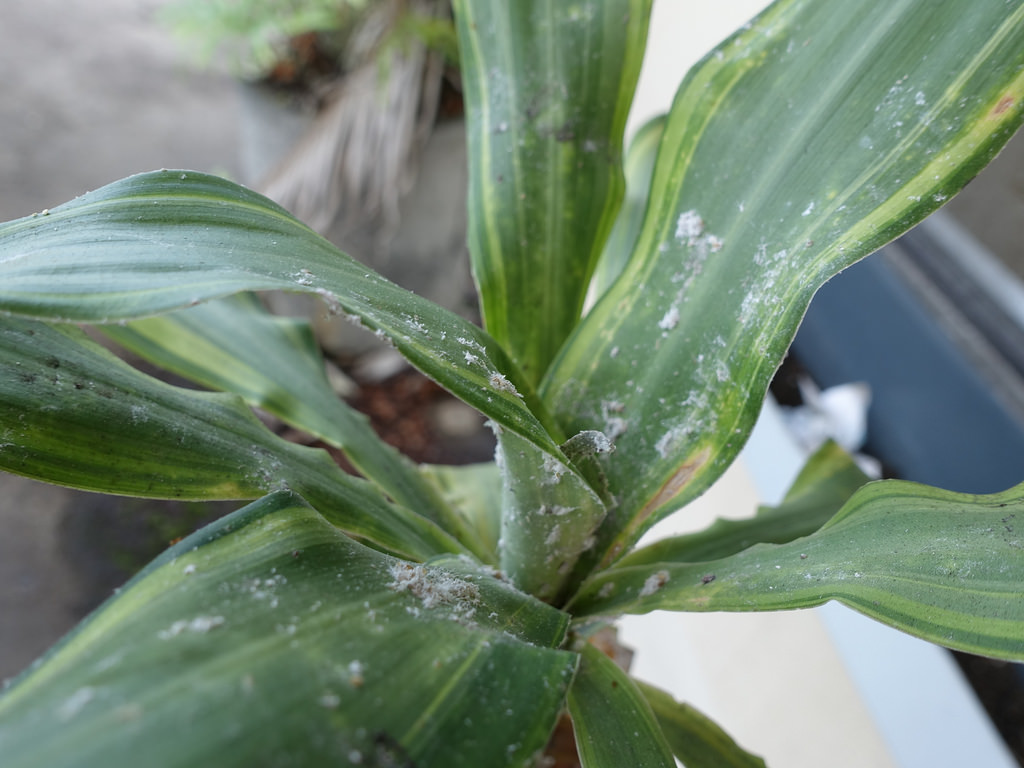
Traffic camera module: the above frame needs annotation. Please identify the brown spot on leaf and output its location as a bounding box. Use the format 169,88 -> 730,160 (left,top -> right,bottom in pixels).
601,449 -> 710,567
993,96 -> 1015,116
639,449 -> 710,522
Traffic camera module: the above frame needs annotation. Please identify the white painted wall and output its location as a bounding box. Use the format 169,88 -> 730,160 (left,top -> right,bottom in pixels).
627,0 -> 771,140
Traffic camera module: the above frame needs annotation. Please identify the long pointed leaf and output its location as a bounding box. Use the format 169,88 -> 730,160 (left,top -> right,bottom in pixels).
620,440 -> 869,567
572,479 -> 1024,661
0,492 -> 578,768
454,0 -> 652,383
637,681 -> 767,768
0,317 -> 459,561
0,170 -> 565,455
567,643 -> 675,768
100,294 -> 476,552
543,0 -> 1024,567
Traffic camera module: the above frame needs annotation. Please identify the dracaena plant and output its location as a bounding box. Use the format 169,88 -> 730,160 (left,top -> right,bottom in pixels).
1,1 -> 1023,766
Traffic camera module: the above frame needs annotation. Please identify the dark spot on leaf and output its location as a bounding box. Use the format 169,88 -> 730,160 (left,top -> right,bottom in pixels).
701,574 -> 716,585
993,96 -> 1015,116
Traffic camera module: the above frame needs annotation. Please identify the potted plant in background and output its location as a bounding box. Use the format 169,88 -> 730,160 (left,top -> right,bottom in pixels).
161,0 -> 458,232
163,0 -> 474,363
1,1 -> 1023,766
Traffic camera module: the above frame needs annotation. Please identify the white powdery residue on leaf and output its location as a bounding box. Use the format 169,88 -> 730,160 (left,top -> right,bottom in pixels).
387,562 -> 481,620
715,360 -> 731,383
601,400 -> 628,441
56,686 -> 96,722
658,305 -> 680,332
541,453 -> 568,485
655,391 -> 713,459
544,524 -> 562,547
404,316 -> 428,335
675,209 -> 705,244
589,431 -> 613,454
313,287 -> 342,316
604,416 -> 628,441
654,428 -> 682,459
738,287 -> 763,328
456,335 -> 485,354
752,241 -> 769,266
371,327 -> 396,349
319,693 -> 341,709
158,615 -> 225,640
639,570 -> 670,597
801,201 -> 815,217
562,429 -> 614,460
489,372 -> 523,398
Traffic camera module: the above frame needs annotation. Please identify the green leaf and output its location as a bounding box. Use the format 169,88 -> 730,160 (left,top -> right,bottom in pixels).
100,293 -> 476,554
572,479 -> 1024,661
588,115 -> 666,304
494,428 -> 608,603
542,0 -> 1024,568
421,461 -> 504,564
454,0 -> 652,383
0,170 -> 565,457
0,317 -> 460,561
567,644 -> 675,768
620,440 -> 869,566
637,681 -> 767,768
0,492 -> 578,768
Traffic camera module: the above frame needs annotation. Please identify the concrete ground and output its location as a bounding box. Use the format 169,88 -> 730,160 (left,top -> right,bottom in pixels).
1,0 -> 1023,689
0,0 -> 247,683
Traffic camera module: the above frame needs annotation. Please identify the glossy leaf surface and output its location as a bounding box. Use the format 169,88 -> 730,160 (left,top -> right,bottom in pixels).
567,644 -> 675,768
637,681 -> 766,768
0,493 -> 577,768
573,479 -> 1024,661
100,294 -> 471,551
0,170 -> 565,455
543,0 -> 1024,568
0,317 -> 459,561
454,0 -> 652,383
